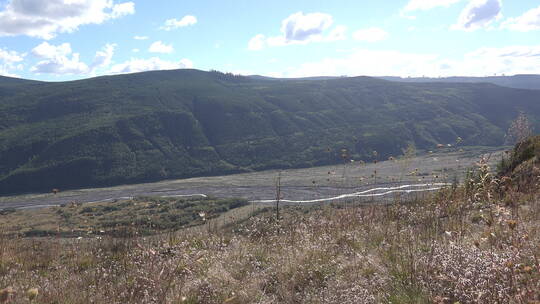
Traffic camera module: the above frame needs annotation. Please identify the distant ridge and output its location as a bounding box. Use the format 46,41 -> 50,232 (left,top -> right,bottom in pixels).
0,75 -> 43,87
378,74 -> 540,90
0,69 -> 539,194
247,75 -> 342,81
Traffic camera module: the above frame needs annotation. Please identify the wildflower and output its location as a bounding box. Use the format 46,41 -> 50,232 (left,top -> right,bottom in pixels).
522,266 -> 533,273
507,220 -> 517,230
27,288 -> 38,301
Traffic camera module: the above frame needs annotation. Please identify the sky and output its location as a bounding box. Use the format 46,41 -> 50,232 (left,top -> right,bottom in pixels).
0,0 -> 540,81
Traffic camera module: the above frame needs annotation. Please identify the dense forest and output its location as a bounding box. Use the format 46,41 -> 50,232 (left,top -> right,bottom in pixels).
0,69 -> 539,194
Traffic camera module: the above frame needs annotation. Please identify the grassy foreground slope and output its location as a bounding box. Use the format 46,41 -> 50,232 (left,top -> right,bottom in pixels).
1,69 -> 540,194
0,137 -> 538,303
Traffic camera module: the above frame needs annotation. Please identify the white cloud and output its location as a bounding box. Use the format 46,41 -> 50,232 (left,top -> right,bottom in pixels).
31,42 -> 72,59
248,12 -> 345,50
133,35 -> 149,40
109,57 -> 193,74
132,48 -> 140,53
248,34 -> 266,51
111,1 -> 134,18
0,0 -> 135,39
30,42 -> 116,75
403,0 -> 462,12
31,42 -> 89,75
281,12 -> 333,42
502,5 -> 540,31
149,41 -> 174,54
275,45 -> 540,78
0,47 -> 24,77
161,15 -> 197,31
453,0 -> 502,31
91,43 -> 116,72
352,28 -> 388,42
0,48 -> 24,64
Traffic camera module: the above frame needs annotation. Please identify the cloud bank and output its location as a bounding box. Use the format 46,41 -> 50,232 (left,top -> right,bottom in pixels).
110,57 -> 193,74
30,42 -> 116,75
0,0 -> 135,39
502,5 -> 540,31
275,45 -> 540,78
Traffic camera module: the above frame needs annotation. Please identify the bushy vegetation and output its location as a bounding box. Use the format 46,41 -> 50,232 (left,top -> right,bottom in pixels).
1,69 -> 540,194
498,135 -> 540,191
0,196 -> 248,237
0,139 -> 538,303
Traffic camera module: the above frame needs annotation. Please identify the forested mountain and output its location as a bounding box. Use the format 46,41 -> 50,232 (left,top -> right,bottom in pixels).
1,69 -> 539,194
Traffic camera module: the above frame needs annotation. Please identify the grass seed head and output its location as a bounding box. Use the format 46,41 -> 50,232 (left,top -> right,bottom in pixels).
27,288 -> 38,301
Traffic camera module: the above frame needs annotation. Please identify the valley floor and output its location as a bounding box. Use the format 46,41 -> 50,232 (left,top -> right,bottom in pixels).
0,147 -> 503,210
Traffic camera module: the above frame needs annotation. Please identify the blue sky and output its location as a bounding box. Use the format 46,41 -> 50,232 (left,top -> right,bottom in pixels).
0,0 -> 539,81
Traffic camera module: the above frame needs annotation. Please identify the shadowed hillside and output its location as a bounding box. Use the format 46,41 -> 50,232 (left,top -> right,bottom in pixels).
1,69 -> 540,194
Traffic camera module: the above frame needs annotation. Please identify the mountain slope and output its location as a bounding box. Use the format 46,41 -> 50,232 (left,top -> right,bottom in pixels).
0,69 -> 539,194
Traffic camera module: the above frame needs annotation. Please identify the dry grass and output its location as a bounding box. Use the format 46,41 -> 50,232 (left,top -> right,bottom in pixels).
0,162 -> 539,303
0,197 -> 248,238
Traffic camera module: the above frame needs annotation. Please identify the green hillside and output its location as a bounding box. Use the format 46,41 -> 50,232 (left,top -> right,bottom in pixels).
1,69 -> 539,194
